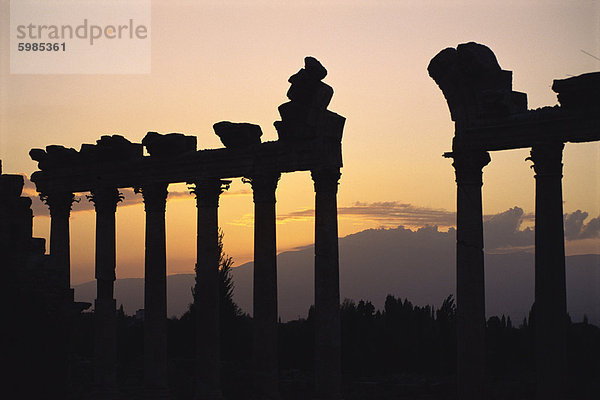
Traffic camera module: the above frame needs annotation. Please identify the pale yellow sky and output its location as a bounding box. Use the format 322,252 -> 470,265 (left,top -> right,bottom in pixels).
1,1 -> 599,283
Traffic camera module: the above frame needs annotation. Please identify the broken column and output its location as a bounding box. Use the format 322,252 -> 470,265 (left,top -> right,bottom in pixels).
191,178 -> 229,400
30,145 -> 81,292
249,172 -> 281,399
274,57 -> 345,143
213,121 -> 262,149
312,168 -> 342,400
89,187 -> 122,396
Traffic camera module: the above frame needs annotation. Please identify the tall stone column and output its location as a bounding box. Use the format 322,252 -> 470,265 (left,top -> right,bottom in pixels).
140,183 -> 171,399
39,190 -> 75,397
192,179 -> 228,400
249,173 -> 281,399
89,187 -> 122,396
529,142 -> 567,400
451,150 -> 490,400
43,191 -> 75,291
311,168 -> 342,400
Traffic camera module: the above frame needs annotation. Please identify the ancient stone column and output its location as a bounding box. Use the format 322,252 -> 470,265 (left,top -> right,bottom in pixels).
529,142 -> 567,400
250,173 -> 281,399
311,168 -> 342,400
42,191 -> 76,398
451,150 -> 490,400
43,191 -> 75,291
89,187 -> 122,396
192,179 -> 228,400
140,183 -> 171,399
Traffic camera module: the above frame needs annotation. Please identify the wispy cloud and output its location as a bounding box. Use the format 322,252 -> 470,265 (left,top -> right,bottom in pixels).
229,201 -> 457,228
17,171 -> 600,249
275,201 -> 457,227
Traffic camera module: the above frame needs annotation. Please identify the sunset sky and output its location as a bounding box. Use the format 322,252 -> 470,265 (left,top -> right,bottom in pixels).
1,1 -> 599,284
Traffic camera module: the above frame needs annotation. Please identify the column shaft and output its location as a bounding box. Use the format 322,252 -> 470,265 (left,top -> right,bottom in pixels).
45,191 -> 75,290
251,174 -> 280,399
193,179 -> 226,400
43,191 -> 75,397
452,150 -> 490,400
90,187 -> 121,395
530,142 -> 567,399
141,183 -> 170,398
312,168 -> 342,400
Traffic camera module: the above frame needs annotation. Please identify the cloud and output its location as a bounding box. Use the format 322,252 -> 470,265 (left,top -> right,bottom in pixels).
273,202 -> 600,251
565,210 -> 600,240
276,201 -> 457,228
16,171 -> 600,249
483,207 -> 534,251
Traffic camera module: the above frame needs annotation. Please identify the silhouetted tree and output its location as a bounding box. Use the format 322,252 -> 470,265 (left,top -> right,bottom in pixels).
216,230 -> 241,320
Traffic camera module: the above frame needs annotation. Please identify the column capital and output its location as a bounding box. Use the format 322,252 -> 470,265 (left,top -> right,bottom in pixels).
41,191 -> 76,217
311,168 -> 341,194
247,173 -> 280,204
528,142 -> 564,178
190,179 -> 230,208
447,150 -> 491,186
137,183 -> 168,213
88,187 -> 122,213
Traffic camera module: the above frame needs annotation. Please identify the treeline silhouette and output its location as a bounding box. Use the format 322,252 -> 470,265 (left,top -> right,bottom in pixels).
9,242 -> 600,399
58,286 -> 600,399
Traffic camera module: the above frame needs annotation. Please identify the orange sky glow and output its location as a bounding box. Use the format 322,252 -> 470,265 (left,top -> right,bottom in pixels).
1,1 -> 599,284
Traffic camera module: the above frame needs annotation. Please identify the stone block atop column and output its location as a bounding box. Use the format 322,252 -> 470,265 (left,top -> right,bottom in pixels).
275,56 -> 344,144
213,121 -> 262,149
428,42 -> 527,124
29,145 -> 80,171
80,134 -> 143,163
142,131 -> 197,157
0,173 -> 24,199
552,71 -> 600,111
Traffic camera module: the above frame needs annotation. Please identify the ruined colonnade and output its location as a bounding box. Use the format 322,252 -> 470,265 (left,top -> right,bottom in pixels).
38,164 -> 342,399
30,57 -> 346,400
429,42 -> 600,399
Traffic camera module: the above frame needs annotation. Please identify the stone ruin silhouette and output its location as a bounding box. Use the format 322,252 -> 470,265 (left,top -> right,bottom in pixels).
11,56 -> 345,400
3,46 -> 600,400
429,42 -> 600,400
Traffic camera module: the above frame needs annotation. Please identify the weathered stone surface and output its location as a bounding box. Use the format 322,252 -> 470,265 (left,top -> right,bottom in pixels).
276,57 -> 343,144
80,134 -> 142,162
142,131 -> 197,157
287,75 -> 333,109
29,145 -> 79,170
276,105 -> 345,142
315,111 -> 346,142
428,42 -> 527,123
274,120 -> 314,142
305,56 -> 327,81
213,121 -> 262,149
552,71 -> 600,110
0,174 -> 24,199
